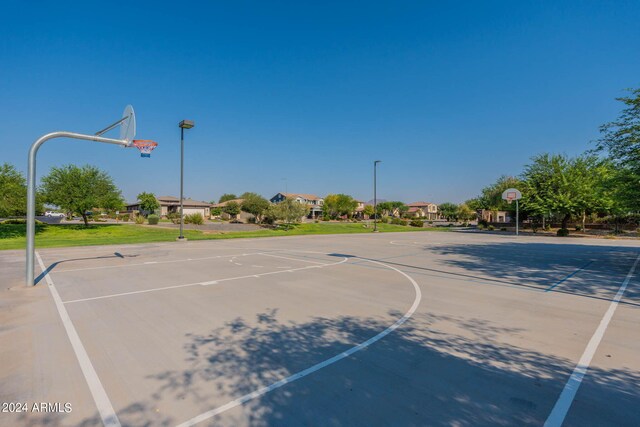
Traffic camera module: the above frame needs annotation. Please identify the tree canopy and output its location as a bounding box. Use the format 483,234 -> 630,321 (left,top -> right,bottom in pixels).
221,201 -> 241,218
266,198 -> 309,226
521,154 -> 613,228
323,194 -> 358,219
136,192 -> 159,215
240,192 -> 270,223
40,164 -> 124,225
438,202 -> 458,221
0,163 -> 32,217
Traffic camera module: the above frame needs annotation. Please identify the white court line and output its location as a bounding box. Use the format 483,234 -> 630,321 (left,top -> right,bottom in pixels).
544,253 -> 640,427
62,256 -> 349,304
52,252 -> 264,273
35,252 -> 121,427
175,257 -> 422,427
257,252 -> 331,265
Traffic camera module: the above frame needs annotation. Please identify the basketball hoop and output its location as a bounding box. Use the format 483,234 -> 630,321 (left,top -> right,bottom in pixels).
132,140 -> 158,158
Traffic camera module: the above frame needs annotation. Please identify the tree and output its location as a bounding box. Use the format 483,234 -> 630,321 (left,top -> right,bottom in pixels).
476,176 -> 523,212
240,192 -> 270,223
221,201 -> 241,219
363,205 -> 375,218
438,202 -> 459,221
323,194 -> 358,219
218,193 -> 237,203
0,163 -> 30,217
596,88 -> 640,212
136,192 -> 159,216
266,198 -> 309,227
40,164 -> 124,226
376,201 -> 405,217
457,203 -> 476,222
596,88 -> 640,170
521,154 -> 612,230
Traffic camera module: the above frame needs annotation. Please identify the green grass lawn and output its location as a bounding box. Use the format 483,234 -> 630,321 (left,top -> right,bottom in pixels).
0,222 -> 448,250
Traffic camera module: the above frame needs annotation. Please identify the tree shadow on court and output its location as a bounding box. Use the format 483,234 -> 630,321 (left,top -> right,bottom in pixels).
419,242 -> 640,305
146,310 -> 639,427
353,242 -> 639,306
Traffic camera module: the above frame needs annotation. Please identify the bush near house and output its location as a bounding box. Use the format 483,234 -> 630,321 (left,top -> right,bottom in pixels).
390,218 -> 408,226
184,213 -> 204,225
409,219 -> 424,227
147,214 -> 160,225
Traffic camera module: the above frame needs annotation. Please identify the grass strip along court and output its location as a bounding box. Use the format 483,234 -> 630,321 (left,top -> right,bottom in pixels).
0,222 -> 446,250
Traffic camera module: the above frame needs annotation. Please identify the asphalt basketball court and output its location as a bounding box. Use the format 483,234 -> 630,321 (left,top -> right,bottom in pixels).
1,231 -> 639,426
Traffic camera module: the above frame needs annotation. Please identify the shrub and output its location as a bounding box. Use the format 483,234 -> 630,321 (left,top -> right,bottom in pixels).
557,228 -> 569,237
462,222 -> 469,227
478,219 -> 489,227
410,219 -> 424,227
184,213 -> 204,225
147,214 -> 160,225
381,216 -> 390,224
500,227 -> 507,231
1,218 -> 44,224
391,218 -> 408,226
134,215 -> 145,224
575,225 -> 583,231
487,225 -> 495,231
477,224 -> 485,230
167,212 -> 180,224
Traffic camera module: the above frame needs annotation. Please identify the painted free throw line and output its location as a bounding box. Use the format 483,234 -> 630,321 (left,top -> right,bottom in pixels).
175,257 -> 422,427
544,252 -> 640,427
35,252 -> 121,427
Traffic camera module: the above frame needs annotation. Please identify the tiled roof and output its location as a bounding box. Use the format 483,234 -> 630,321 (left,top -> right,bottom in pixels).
211,198 -> 245,208
157,196 -> 211,207
407,201 -> 436,207
281,193 -> 322,201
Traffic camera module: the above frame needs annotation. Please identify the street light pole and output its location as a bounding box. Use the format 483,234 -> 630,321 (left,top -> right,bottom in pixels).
373,160 -> 381,232
178,120 -> 194,240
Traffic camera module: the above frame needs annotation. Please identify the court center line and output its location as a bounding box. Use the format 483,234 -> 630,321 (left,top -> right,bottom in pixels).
174,257 -> 422,427
35,252 -> 121,427
62,257 -> 348,304
544,252 -> 640,427
545,261 -> 594,292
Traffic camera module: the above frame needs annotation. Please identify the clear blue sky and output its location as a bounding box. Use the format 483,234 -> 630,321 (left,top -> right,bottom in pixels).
1,1 -> 639,204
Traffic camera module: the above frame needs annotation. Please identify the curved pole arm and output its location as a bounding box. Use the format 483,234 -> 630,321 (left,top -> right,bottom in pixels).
26,132 -> 130,286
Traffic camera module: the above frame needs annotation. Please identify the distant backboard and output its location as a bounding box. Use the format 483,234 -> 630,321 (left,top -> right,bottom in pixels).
502,188 -> 522,202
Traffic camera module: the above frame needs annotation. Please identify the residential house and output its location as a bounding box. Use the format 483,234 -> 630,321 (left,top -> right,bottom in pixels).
126,196 -> 211,218
406,202 -> 440,220
211,198 -> 254,222
354,200 -> 367,219
270,192 -> 324,219
477,209 -> 511,223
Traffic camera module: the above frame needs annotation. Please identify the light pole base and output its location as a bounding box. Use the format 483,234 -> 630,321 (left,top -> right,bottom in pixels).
176,237 -> 188,242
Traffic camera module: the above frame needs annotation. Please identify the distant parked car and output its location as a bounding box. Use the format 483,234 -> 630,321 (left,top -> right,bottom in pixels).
44,211 -> 65,218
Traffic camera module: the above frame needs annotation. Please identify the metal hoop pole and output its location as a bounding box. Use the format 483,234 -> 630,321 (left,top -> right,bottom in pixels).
26,132 -> 129,286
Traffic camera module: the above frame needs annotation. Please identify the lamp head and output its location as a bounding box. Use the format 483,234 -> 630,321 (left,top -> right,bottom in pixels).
179,120 -> 195,129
